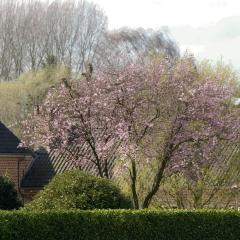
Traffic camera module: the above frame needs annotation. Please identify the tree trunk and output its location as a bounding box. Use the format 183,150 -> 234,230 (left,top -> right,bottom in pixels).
142,143 -> 173,208
129,159 -> 139,209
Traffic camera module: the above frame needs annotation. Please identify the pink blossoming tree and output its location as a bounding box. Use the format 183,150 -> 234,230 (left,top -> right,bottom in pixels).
21,55 -> 240,208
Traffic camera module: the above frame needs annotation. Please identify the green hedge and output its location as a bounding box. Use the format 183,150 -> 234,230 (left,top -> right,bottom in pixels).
26,170 -> 132,210
0,210 -> 239,240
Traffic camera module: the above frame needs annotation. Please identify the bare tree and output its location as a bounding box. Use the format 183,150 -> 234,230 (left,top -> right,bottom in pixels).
94,27 -> 179,71
0,0 -> 107,80
0,0 -> 179,80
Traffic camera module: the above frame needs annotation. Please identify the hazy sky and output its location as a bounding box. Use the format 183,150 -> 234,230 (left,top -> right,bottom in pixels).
94,0 -> 240,69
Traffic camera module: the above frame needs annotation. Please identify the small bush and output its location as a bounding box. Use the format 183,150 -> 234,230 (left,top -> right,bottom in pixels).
25,170 -> 132,210
0,210 -> 240,240
0,175 -> 22,210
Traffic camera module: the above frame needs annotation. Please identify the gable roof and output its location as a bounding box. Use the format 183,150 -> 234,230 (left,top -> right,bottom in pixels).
0,122 -> 32,155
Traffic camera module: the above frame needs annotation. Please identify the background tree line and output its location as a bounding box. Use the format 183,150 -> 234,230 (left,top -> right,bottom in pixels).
0,0 -> 178,80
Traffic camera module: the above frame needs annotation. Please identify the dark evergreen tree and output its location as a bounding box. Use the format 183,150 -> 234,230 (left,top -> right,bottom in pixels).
0,176 -> 22,210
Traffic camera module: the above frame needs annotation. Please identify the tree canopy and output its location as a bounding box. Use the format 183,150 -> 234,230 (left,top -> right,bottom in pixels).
21,55 -> 240,208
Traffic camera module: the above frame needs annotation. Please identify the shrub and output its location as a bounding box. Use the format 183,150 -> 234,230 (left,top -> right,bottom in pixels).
25,170 -> 132,210
0,210 -> 240,240
0,175 -> 22,210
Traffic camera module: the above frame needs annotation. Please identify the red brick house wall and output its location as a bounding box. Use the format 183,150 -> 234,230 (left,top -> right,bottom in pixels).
0,154 -> 32,191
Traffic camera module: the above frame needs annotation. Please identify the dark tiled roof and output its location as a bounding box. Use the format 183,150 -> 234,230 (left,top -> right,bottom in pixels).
21,148 -> 75,188
0,121 -> 32,155
21,142 -> 118,188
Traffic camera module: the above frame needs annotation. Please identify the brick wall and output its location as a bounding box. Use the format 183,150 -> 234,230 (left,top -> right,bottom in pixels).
0,154 -> 32,190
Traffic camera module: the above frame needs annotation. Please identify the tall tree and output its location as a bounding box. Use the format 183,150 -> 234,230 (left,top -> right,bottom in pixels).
0,0 -> 179,80
95,27 -> 179,71
0,0 -> 107,79
21,55 -> 240,208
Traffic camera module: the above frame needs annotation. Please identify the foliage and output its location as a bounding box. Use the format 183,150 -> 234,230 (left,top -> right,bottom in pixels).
198,59 -> 240,88
0,64 -> 70,135
0,175 -> 22,210
155,143 -> 240,209
0,210 -> 240,240
21,55 -> 240,208
25,170 -> 132,210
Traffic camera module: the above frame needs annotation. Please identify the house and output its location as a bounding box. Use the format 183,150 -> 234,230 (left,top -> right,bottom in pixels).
0,121 -> 76,201
0,122 -> 33,200
20,144 -> 117,201
0,121 -> 116,202
20,147 -> 75,201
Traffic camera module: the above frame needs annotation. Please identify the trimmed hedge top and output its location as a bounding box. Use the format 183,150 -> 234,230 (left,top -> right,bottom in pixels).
0,210 -> 239,240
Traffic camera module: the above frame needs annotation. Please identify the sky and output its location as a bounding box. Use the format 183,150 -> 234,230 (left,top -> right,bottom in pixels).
93,0 -> 240,69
